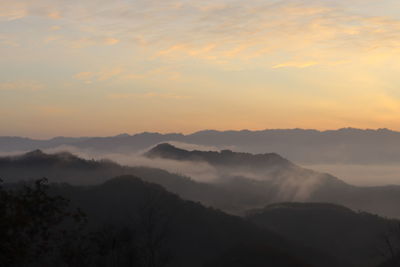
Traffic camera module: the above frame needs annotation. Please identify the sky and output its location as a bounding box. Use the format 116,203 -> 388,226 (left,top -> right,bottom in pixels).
1,0 -> 400,138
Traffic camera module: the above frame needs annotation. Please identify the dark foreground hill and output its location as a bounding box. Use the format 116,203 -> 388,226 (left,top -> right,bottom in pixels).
247,202 -> 397,267
50,175 -> 322,267
2,174 -> 397,267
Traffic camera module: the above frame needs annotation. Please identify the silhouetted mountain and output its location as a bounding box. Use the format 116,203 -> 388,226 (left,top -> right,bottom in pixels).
51,175 -> 327,267
247,202 -> 396,267
145,144 -> 400,218
0,150 -> 282,214
3,149 -> 400,218
146,143 -> 293,171
0,149 -> 340,215
3,128 -> 400,164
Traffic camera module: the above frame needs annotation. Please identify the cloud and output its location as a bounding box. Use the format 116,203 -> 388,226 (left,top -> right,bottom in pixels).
0,81 -> 44,91
273,61 -> 319,69
3,0 -> 400,134
50,25 -> 61,31
108,92 -> 189,100
0,34 -> 19,47
0,2 -> 27,21
69,37 -> 120,48
74,66 -> 182,83
104,37 -> 119,45
47,11 -> 62,19
5,0 -> 400,64
74,68 -> 123,83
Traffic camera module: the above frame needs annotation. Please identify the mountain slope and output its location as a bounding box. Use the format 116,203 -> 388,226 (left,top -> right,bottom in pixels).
145,143 -> 294,171
0,150 -> 281,214
51,175 -> 325,267
3,148 -> 400,218
247,202 -> 395,267
144,144 -> 400,218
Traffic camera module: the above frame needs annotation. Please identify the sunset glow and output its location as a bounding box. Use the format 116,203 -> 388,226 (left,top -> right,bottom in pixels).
1,0 -> 400,137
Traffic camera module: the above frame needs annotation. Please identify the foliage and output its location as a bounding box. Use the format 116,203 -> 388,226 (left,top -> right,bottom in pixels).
0,178 -> 87,266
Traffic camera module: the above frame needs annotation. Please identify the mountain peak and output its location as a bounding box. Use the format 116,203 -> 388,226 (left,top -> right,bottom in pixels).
23,149 -> 46,158
145,143 -> 190,160
145,143 -> 294,170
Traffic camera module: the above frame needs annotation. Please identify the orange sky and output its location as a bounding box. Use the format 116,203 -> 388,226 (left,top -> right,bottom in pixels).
1,0 -> 400,138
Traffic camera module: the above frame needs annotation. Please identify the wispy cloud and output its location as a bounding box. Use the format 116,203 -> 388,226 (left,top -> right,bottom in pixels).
108,92 -> 190,100
5,0 -> 400,62
73,66 -> 182,83
73,68 -> 123,83
273,61 -> 319,69
68,37 -> 120,48
0,81 -> 44,91
2,0 -> 400,135
0,2 -> 27,21
0,34 -> 19,47
50,25 -> 61,31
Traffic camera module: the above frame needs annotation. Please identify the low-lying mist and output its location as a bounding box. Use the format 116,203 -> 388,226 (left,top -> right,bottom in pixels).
0,143 -> 325,202
41,144 -> 220,184
4,142 -> 400,188
304,163 -> 400,186
5,142 -> 400,218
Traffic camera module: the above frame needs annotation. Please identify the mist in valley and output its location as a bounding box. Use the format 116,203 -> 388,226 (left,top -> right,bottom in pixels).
3,0 -> 400,265
2,138 -> 400,266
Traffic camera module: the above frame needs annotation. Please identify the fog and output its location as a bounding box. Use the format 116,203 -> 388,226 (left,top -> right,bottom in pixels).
39,144 -> 219,184
42,144 -> 400,188
38,144 -> 334,202
3,142 -> 400,188
304,163 -> 400,186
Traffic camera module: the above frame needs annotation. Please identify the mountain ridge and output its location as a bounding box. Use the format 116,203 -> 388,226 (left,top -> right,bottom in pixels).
2,148 -> 400,219
2,128 -> 400,164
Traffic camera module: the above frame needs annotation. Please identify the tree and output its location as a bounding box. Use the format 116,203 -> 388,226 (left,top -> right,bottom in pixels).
0,178 -> 87,267
378,223 -> 400,267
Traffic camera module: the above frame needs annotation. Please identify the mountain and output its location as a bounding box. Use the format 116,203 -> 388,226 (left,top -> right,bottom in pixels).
3,148 -> 400,218
3,128 -> 400,164
0,149 -> 291,214
145,143 -> 294,171
0,148 -> 343,215
247,202 -> 396,267
4,173 -> 396,267
144,144 -> 400,218
50,175 -> 325,267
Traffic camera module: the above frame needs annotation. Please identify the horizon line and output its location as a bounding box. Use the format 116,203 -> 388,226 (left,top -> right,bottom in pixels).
0,127 -> 396,141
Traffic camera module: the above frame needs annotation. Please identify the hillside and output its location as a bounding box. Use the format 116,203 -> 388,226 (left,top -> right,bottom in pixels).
144,144 -> 400,218
3,148 -> 400,218
247,202 -> 396,267
50,175 -> 322,267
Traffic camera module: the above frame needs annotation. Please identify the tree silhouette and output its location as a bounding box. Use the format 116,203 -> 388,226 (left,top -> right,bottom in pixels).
0,178 -> 87,266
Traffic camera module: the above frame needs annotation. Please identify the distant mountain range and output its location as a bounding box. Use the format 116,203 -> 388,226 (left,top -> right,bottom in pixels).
2,128 -> 400,164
